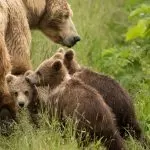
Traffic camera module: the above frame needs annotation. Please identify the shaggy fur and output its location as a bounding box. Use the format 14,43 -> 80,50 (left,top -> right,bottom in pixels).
56,49 -> 149,147
6,71 -> 50,109
26,58 -> 126,150
6,74 -> 33,108
0,0 -> 79,129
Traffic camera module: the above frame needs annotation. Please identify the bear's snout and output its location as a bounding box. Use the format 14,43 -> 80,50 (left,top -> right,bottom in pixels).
72,36 -> 81,45
18,102 -> 25,108
64,35 -> 81,47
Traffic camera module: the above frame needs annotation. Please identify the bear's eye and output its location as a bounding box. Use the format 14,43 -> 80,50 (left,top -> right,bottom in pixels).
24,91 -> 29,96
14,92 -> 18,97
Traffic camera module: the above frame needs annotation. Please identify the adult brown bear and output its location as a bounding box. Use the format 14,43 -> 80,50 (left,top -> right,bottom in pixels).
0,0 -> 80,133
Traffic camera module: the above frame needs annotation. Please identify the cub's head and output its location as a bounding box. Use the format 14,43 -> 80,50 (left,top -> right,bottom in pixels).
26,59 -> 69,88
6,73 -> 33,108
40,0 -> 80,47
63,49 -> 81,74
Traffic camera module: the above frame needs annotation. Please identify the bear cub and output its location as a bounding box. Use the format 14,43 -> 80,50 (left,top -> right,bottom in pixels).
62,50 -> 142,136
6,74 -> 34,109
26,58 -> 126,150
59,49 -> 147,145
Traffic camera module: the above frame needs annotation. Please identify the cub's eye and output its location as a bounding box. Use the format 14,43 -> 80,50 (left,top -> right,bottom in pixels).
24,91 -> 29,96
14,92 -> 18,97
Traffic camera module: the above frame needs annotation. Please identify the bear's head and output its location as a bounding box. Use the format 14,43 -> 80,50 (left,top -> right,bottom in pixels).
63,49 -> 81,74
26,59 -> 69,89
6,73 -> 33,108
39,0 -> 80,47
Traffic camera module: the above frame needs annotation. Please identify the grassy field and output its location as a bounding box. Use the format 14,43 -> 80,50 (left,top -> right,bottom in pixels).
0,0 -> 150,149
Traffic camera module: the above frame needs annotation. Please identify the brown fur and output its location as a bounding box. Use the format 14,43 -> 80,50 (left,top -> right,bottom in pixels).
6,70 -> 49,109
26,59 -> 126,150
6,74 -> 34,108
60,49 -> 147,144
0,0 -> 79,128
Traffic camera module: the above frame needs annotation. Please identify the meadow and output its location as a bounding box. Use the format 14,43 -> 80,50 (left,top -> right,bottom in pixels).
0,0 -> 150,149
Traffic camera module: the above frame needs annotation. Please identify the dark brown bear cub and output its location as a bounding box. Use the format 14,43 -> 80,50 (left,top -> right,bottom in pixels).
26,58 -> 126,150
61,49 -> 145,142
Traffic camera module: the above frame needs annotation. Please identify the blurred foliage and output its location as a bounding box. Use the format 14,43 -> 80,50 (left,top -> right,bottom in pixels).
126,4 -> 150,41
84,2 -> 150,93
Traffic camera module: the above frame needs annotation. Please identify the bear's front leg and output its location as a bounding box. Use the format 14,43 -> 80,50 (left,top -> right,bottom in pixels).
5,11 -> 32,75
0,35 -> 17,135
6,27 -> 32,75
0,98 -> 16,136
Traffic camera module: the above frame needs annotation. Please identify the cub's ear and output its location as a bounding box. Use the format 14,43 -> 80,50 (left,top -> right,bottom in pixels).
24,70 -> 33,77
57,47 -> 65,54
6,74 -> 16,83
52,53 -> 64,60
52,59 -> 63,71
51,48 -> 65,60
64,49 -> 75,61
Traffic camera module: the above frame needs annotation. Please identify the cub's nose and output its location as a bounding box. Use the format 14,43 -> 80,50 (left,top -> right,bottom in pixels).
18,102 -> 25,108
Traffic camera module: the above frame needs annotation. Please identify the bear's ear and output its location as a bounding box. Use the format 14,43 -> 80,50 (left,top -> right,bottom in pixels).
6,74 -> 16,83
24,70 -> 33,77
52,59 -> 62,71
52,53 -> 64,60
57,47 -> 65,54
64,49 -> 75,61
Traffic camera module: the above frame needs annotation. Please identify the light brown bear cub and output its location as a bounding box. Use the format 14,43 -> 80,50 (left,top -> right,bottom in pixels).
26,58 -> 126,150
6,74 -> 33,109
59,49 -> 147,145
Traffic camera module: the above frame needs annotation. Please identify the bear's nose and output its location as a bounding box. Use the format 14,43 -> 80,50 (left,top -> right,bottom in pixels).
74,36 -> 81,43
18,102 -> 25,108
67,36 -> 81,47
71,36 -> 80,46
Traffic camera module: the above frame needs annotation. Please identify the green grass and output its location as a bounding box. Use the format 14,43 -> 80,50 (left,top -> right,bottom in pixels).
0,0 -> 150,149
